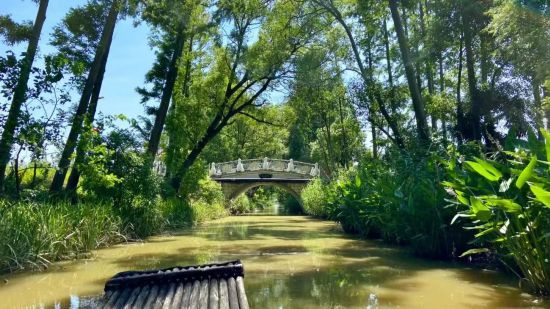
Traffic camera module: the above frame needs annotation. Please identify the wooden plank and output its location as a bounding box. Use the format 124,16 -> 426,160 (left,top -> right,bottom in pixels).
219,279 -> 229,309
153,284 -> 170,309
227,277 -> 239,309
131,285 -> 151,308
170,283 -> 185,309
102,289 -> 121,309
208,279 -> 219,309
235,277 -> 249,309
161,283 -> 177,309
188,280 -> 201,309
113,288 -> 133,308
198,279 -> 209,309
122,286 -> 142,309
143,285 -> 160,308
181,282 -> 193,308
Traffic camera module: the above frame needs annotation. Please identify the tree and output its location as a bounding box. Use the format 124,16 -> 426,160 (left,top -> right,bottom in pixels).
0,0 -> 49,192
388,0 -> 429,142
169,0 -> 315,192
50,0 -> 120,193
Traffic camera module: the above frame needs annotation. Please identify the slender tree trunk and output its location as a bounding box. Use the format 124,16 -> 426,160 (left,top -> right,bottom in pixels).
0,0 -> 49,193
456,35 -> 464,144
439,55 -> 448,141
371,123 -> 378,159
533,78 -> 544,133
50,0 -> 119,193
14,146 -> 23,198
338,96 -> 349,167
383,19 -> 396,112
147,26 -> 186,158
462,10 -> 481,141
31,160 -> 38,189
389,0 -> 430,142
65,30 -> 113,192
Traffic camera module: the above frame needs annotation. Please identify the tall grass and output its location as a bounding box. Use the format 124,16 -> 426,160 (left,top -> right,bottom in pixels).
0,200 -> 123,272
0,192 -> 227,274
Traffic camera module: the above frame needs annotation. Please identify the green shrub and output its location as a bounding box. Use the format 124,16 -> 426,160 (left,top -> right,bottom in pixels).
229,194 -> 252,215
301,178 -> 329,217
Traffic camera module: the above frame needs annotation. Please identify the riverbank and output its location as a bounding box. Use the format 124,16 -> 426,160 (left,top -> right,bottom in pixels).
0,198 -> 227,274
0,215 -> 546,308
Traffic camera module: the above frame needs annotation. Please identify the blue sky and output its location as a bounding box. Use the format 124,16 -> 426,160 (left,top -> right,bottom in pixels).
0,0 -> 155,120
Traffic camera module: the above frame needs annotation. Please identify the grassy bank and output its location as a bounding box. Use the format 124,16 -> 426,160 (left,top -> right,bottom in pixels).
0,192 -> 227,274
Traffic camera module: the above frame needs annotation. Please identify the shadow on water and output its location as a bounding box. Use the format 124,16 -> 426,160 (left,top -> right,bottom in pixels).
1,215 -> 548,308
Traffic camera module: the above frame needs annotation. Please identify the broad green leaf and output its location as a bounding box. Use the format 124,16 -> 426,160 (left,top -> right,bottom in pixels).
459,248 -> 490,257
530,185 -> 550,208
354,175 -> 361,188
455,190 -> 469,205
465,161 -> 501,182
474,158 -> 502,179
516,155 -> 537,189
470,196 -> 491,221
486,198 -> 522,213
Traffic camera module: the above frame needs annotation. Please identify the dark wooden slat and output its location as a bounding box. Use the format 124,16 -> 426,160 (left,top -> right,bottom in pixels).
153,284 -> 170,309
113,288 -> 132,308
219,279 -> 229,309
198,279 -> 209,309
170,283 -> 185,309
235,277 -> 249,309
131,285 -> 151,308
208,279 -> 219,309
161,283 -> 177,309
103,289 -> 121,309
122,286 -> 142,309
227,277 -> 239,309
181,282 -> 193,308
143,285 -> 160,308
188,280 -> 201,309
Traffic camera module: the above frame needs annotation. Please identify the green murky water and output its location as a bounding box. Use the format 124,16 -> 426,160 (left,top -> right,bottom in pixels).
0,214 -> 548,308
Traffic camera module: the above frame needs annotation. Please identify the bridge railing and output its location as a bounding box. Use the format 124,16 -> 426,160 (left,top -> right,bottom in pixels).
209,158 -> 320,177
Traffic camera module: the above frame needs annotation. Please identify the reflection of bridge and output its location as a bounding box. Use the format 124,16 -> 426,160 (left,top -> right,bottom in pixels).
209,158 -> 320,203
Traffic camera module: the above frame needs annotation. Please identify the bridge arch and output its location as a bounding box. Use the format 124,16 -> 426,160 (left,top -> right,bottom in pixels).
209,158 -> 320,206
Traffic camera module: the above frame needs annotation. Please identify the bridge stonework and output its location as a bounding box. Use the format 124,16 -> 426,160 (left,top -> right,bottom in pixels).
209,158 -> 320,205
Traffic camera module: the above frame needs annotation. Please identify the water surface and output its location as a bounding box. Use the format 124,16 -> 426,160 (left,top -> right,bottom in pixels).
0,215 -> 547,308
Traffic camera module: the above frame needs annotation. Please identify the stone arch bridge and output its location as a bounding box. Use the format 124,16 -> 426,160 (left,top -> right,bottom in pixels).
209,158 -> 320,204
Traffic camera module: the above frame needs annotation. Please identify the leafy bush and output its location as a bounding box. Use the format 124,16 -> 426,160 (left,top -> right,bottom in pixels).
301,178 -> 329,217
229,194 -> 252,215
445,130 -> 550,295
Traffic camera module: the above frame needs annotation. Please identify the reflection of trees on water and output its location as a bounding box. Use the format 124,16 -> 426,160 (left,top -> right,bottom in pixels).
247,265 -> 372,308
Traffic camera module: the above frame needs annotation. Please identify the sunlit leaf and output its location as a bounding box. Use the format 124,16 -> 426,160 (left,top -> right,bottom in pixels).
459,248 -> 490,257
465,161 -> 501,182
530,185 -> 550,208
516,155 -> 537,189
470,196 -> 491,221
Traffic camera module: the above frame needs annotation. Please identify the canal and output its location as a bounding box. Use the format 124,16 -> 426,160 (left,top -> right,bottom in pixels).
0,214 -> 547,308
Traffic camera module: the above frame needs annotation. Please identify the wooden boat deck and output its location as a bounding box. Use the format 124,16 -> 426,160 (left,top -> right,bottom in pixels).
101,260 -> 249,309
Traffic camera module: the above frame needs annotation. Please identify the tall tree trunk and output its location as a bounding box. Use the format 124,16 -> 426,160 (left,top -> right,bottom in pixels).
0,0 -> 49,193
371,123 -> 378,159
533,78 -> 544,133
65,30 -> 113,192
50,0 -> 119,193
147,26 -> 186,158
456,35 -> 465,144
462,10 -> 481,141
337,96 -> 349,167
31,160 -> 38,189
389,0 -> 430,143
439,55 -> 448,141
383,19 -> 396,112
